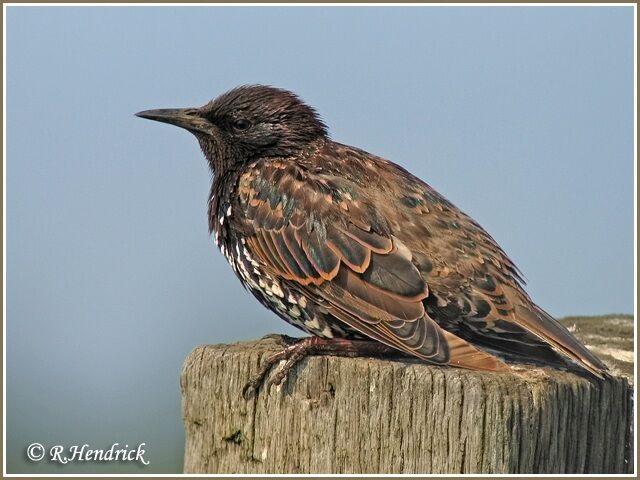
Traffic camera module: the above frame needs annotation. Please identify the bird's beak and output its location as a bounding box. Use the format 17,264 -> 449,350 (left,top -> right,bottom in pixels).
135,108 -> 212,135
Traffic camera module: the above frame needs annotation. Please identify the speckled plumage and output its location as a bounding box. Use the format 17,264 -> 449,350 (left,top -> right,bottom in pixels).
137,85 -> 607,377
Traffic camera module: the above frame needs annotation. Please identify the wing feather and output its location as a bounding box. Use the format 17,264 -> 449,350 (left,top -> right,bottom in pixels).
234,152 -> 607,376
236,160 -> 508,372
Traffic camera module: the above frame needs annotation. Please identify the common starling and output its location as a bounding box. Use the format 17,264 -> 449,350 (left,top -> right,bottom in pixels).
136,85 -> 607,392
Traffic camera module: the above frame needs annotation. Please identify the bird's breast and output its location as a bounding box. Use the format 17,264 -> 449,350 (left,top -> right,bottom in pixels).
221,235 -> 344,338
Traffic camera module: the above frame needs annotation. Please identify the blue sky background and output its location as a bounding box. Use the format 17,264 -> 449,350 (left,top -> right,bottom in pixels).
5,6 -> 634,474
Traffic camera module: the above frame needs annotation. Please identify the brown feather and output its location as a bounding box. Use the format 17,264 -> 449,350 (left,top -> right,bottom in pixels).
234,151 -> 603,376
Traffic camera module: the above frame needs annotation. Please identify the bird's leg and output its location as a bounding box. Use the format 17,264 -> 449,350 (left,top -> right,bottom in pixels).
243,336 -> 403,399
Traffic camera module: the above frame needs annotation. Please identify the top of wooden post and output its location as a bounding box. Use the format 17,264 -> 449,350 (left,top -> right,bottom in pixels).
180,315 -> 634,474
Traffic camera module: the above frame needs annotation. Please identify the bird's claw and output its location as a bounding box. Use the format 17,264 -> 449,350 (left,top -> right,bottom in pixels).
242,338 -> 311,399
242,337 -> 401,399
242,350 -> 288,399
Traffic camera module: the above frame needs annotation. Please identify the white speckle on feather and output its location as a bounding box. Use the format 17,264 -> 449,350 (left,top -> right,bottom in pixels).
243,247 -> 260,267
305,317 -> 320,330
321,325 -> 334,338
271,283 -> 284,298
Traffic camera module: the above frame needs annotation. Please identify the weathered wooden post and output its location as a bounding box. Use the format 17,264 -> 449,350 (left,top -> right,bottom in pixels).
181,332 -> 633,474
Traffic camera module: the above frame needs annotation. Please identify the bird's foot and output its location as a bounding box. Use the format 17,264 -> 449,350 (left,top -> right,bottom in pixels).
242,336 -> 401,399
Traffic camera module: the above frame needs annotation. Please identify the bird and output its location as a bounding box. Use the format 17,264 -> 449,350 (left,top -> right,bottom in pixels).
136,85 -> 607,393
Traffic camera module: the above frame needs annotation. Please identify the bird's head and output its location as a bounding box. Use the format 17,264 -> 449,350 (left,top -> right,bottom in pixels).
136,85 -> 328,173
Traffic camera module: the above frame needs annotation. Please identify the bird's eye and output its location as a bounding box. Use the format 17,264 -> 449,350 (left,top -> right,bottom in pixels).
233,118 -> 252,131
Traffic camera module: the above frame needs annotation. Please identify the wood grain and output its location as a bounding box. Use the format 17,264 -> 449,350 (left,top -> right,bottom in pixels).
181,334 -> 633,474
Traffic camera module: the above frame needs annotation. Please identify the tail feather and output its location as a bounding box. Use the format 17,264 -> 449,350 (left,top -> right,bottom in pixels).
514,304 -> 608,377
441,329 -> 510,372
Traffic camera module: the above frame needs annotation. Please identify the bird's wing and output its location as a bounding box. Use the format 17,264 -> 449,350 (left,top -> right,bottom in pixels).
374,159 -> 608,376
236,159 -> 508,372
